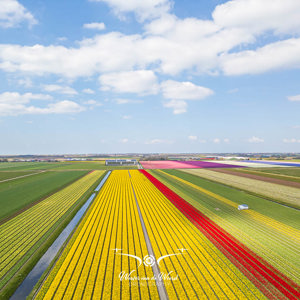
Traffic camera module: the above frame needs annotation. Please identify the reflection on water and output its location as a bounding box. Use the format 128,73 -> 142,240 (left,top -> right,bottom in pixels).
11,171 -> 111,300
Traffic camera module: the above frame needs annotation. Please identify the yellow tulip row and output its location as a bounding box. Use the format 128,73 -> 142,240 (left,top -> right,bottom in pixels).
130,170 -> 265,299
37,170 -> 159,300
158,170 -> 300,242
0,170 -> 103,288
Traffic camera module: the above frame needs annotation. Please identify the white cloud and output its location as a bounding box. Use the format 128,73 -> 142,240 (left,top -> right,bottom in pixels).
115,98 -> 143,104
122,115 -> 132,119
224,138 -> 230,143
83,100 -> 103,107
82,88 -> 95,94
221,38 -> 300,75
0,0 -> 37,28
0,92 -> 84,116
287,94 -> 300,102
163,100 -> 187,114
83,22 -> 106,30
99,70 -> 159,95
43,84 -> 78,95
213,0 -> 300,35
90,0 -> 171,22
213,138 -> 220,144
161,80 -> 213,100
161,80 -> 213,114
188,135 -> 197,141
247,136 -> 264,143
145,138 -> 173,144
17,78 -> 33,88
283,138 -> 300,143
120,138 -> 129,143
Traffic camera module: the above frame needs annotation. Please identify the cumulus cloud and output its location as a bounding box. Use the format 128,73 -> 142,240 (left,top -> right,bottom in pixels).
99,70 -> 159,95
163,99 -> 187,114
221,38 -> 300,75
115,98 -> 143,104
213,138 -> 220,144
247,136 -> 264,143
0,0 -> 37,28
287,94 -> 300,102
161,80 -> 213,114
0,92 -> 84,116
145,138 -> 173,144
283,138 -> 300,143
89,0 -> 171,22
188,135 -> 197,141
83,22 -> 106,30
120,138 -> 129,143
83,99 -> 103,108
161,80 -> 213,100
82,88 -> 95,94
213,0 -> 300,35
43,84 -> 78,95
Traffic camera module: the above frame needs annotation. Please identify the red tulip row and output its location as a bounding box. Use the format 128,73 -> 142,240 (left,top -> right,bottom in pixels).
140,170 -> 300,300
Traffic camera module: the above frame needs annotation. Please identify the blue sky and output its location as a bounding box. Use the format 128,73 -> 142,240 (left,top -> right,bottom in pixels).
0,0 -> 299,154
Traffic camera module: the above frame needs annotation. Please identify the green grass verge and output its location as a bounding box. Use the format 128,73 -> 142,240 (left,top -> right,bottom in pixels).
0,171 -> 88,222
0,172 -> 106,300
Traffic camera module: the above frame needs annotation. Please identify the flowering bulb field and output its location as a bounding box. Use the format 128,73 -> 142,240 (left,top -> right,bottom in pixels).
33,169 -> 300,300
141,170 -> 300,299
0,170 -> 104,298
140,160 -> 241,169
181,168 -> 300,208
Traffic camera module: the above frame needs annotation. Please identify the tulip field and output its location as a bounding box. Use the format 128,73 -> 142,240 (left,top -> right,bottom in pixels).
0,159 -> 299,299
0,170 -> 104,298
33,170 -> 300,299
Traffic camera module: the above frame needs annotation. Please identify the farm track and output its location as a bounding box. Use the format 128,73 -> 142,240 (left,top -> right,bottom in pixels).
0,171 -> 103,294
213,169 -> 300,188
37,170 -> 266,299
0,171 -> 47,183
141,170 -> 300,300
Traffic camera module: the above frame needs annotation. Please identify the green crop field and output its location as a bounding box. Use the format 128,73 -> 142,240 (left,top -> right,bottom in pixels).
0,171 -> 104,299
182,168 -> 300,209
224,167 -> 300,183
248,167 -> 300,178
0,171 -> 88,222
0,161 -> 139,171
0,171 -> 39,181
0,162 -> 61,171
149,169 -> 300,284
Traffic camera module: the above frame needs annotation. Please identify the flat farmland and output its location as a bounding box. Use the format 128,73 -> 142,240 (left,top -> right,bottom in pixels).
149,169 -> 300,284
34,170 -> 300,299
0,170 -> 88,222
0,171 -> 104,299
0,171 -> 40,181
181,168 -> 300,209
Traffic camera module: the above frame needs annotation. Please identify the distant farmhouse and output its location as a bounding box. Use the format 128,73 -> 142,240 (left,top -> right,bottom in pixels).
105,159 -> 138,166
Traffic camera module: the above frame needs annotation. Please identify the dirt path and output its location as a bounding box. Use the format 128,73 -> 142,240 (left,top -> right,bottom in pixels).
213,169 -> 300,188
0,170 -> 46,183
